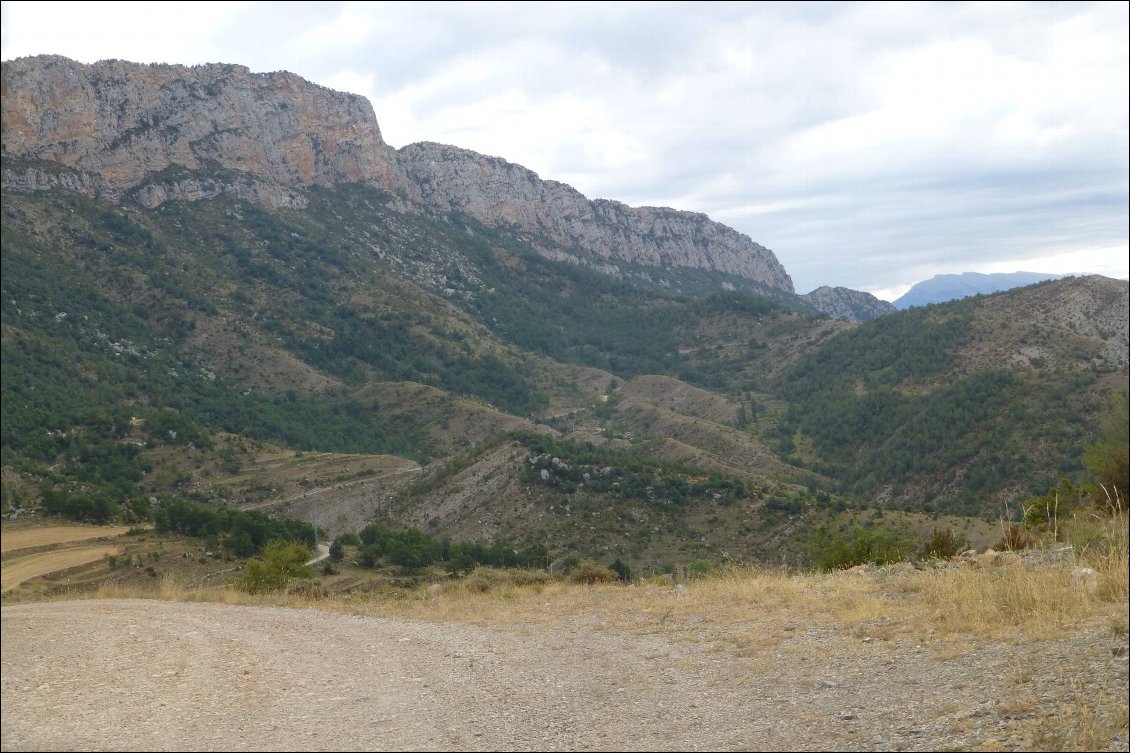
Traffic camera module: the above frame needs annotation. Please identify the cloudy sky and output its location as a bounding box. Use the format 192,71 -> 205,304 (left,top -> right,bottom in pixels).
3,1 -> 1127,298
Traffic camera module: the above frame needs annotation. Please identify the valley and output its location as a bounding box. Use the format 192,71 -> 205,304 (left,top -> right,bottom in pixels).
1,54 -> 1127,577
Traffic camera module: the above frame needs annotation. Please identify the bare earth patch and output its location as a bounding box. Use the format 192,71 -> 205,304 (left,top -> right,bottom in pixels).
1,546 -> 122,592
2,591 -> 1127,751
1,525 -> 131,553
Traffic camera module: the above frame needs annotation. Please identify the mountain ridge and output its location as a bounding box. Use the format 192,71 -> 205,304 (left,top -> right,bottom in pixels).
2,54 -> 804,300
893,271 -> 1067,309
2,54 -> 1125,567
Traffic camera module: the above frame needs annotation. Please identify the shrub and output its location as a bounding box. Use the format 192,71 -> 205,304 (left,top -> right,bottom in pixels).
812,523 -> 914,570
994,524 -> 1040,552
238,540 -> 312,593
610,557 -> 633,582
569,559 -> 618,584
1082,393 -> 1128,500
460,566 -> 552,594
918,527 -> 966,561
687,558 -> 715,578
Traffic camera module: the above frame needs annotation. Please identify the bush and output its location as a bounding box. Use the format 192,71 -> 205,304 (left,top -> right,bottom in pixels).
460,566 -> 552,594
812,524 -> 914,570
569,559 -> 618,584
994,524 -> 1041,552
687,558 -> 715,578
610,557 -> 633,582
238,540 -> 312,593
918,528 -> 966,561
1082,393 -> 1128,500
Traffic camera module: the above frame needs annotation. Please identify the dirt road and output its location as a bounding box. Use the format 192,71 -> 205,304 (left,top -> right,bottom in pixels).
2,599 -> 1127,751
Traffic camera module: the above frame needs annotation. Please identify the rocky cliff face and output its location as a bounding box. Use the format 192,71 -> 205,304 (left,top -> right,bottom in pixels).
396,142 -> 794,292
1,55 -> 405,208
802,286 -> 895,322
2,55 -> 793,293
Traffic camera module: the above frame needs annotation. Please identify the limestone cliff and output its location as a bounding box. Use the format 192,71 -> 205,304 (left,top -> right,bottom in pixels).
2,55 -> 793,294
802,286 -> 895,322
1,55 -> 404,208
396,142 -> 794,292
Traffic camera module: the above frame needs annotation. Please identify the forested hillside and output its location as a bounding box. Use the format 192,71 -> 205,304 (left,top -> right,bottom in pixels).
3,57 -> 1127,569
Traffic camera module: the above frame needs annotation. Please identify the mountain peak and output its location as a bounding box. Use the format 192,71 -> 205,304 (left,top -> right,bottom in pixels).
2,54 -> 795,296
893,271 -> 1065,309
802,286 -> 895,322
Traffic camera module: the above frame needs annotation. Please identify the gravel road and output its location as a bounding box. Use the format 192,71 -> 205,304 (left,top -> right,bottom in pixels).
2,599 -> 1127,751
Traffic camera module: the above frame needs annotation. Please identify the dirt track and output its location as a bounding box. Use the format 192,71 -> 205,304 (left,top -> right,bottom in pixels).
2,598 -> 1128,751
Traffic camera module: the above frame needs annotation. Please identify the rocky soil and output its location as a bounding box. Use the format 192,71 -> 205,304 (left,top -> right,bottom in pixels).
3,598 -> 1127,751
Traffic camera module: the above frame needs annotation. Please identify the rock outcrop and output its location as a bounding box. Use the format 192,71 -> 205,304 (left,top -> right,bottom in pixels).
2,55 -> 794,293
1,55 -> 405,208
396,142 -> 794,292
802,286 -> 895,322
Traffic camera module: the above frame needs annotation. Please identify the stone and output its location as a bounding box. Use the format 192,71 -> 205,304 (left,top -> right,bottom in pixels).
397,142 -> 795,293
1,55 -> 406,204
1020,544 -> 1075,565
976,548 -> 1001,567
1070,566 -> 1098,593
803,286 -> 895,322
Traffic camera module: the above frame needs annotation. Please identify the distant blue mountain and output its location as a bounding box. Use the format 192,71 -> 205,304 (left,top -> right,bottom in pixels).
892,271 -> 1066,310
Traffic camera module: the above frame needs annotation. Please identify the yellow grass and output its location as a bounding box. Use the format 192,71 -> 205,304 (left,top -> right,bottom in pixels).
82,540 -> 1127,648
52,519 -> 1130,752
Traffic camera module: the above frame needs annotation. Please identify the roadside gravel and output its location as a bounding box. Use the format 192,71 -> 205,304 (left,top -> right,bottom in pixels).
2,599 -> 1127,751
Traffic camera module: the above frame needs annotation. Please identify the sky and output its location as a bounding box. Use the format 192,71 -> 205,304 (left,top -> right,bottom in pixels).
2,1 -> 1127,299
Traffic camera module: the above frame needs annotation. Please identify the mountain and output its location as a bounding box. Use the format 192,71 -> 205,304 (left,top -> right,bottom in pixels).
2,55 -> 1126,568
801,286 -> 895,322
779,275 -> 1128,514
2,55 -> 793,299
893,271 -> 1066,309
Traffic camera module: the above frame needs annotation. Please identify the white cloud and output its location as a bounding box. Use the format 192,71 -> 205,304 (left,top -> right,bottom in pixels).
1,0 -> 1126,297
1,1 -> 249,64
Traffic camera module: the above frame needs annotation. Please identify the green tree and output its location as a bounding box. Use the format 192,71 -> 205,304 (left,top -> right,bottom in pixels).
238,540 -> 312,593
1082,393 -> 1129,503
810,523 -> 913,570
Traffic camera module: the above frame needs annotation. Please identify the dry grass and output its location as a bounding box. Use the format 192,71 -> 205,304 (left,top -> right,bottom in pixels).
43,526 -> 1127,751
75,524 -> 1127,645
1028,680 -> 1130,752
899,510 -> 1129,640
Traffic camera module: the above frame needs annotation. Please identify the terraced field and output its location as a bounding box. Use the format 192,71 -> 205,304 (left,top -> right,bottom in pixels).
1,525 -> 131,592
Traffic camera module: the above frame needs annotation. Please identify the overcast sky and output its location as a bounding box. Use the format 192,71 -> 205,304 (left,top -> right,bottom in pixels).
3,1 -> 1127,298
